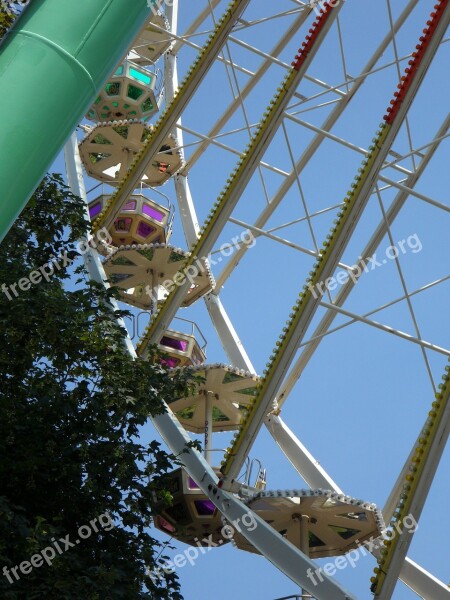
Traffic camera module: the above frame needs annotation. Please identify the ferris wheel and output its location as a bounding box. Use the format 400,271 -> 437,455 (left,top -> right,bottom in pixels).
57,0 -> 450,598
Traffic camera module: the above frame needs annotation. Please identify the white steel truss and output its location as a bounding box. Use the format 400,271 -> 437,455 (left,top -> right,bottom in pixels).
68,1 -> 450,599
159,2 -> 449,599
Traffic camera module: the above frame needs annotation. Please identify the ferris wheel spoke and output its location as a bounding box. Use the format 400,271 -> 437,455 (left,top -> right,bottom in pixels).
401,557 -> 450,599
57,0 -> 449,597
372,365 -> 450,598
274,110 -> 450,408
182,8 -> 312,172
214,0 -> 422,292
91,0 -> 252,233
219,1 -> 450,485
162,4 -> 258,377
137,2 -> 344,354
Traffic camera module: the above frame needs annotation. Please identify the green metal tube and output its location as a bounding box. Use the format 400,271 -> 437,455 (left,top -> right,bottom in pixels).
0,0 -> 151,242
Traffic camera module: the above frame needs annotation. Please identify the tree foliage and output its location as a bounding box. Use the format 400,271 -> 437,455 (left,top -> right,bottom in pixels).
0,175 -> 191,599
0,1 -> 28,39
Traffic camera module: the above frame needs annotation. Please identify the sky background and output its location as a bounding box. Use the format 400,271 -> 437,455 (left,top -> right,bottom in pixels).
51,0 -> 449,598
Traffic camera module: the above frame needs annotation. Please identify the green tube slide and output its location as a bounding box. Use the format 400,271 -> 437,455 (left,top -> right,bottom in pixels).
0,0 -> 152,242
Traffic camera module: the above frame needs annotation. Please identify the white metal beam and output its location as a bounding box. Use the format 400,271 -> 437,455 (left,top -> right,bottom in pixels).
316,300 -> 449,357
203,292 -> 256,372
221,6 -> 449,484
63,134 -> 135,358
401,558 -> 450,600
266,412 -> 450,599
181,6 -> 313,173
165,4 -> 255,375
265,414 -> 343,493
214,0 -> 420,291
172,0 -> 222,54
144,2 -> 344,347
276,112 -> 450,407
376,395 -> 450,599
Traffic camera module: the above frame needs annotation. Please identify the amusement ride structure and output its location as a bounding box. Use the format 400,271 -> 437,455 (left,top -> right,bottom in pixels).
0,0 -> 449,598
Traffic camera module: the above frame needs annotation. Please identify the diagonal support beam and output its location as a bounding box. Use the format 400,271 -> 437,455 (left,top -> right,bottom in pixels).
220,1 -> 450,484
373,363 -> 450,599
265,413 -> 344,492
137,1 -> 344,355
181,5 -> 313,173
276,111 -> 450,407
92,0 -> 251,233
214,0 -> 420,291
266,413 -> 450,599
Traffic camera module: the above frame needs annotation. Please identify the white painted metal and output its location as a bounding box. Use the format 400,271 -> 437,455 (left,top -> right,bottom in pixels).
401,558 -> 450,600
205,392 -> 213,465
265,414 -> 344,493
223,6 -> 450,485
63,2 -> 449,598
276,112 -> 450,407
164,3 -> 256,374
300,514 -> 313,600
384,412 -> 450,525
203,293 -> 256,372
66,108 -> 356,600
63,133 -> 136,357
215,0 -> 421,291
375,399 -> 450,600
147,1 -> 344,345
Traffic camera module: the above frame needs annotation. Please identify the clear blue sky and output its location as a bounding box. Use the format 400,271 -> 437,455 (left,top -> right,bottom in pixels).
52,0 -> 449,598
